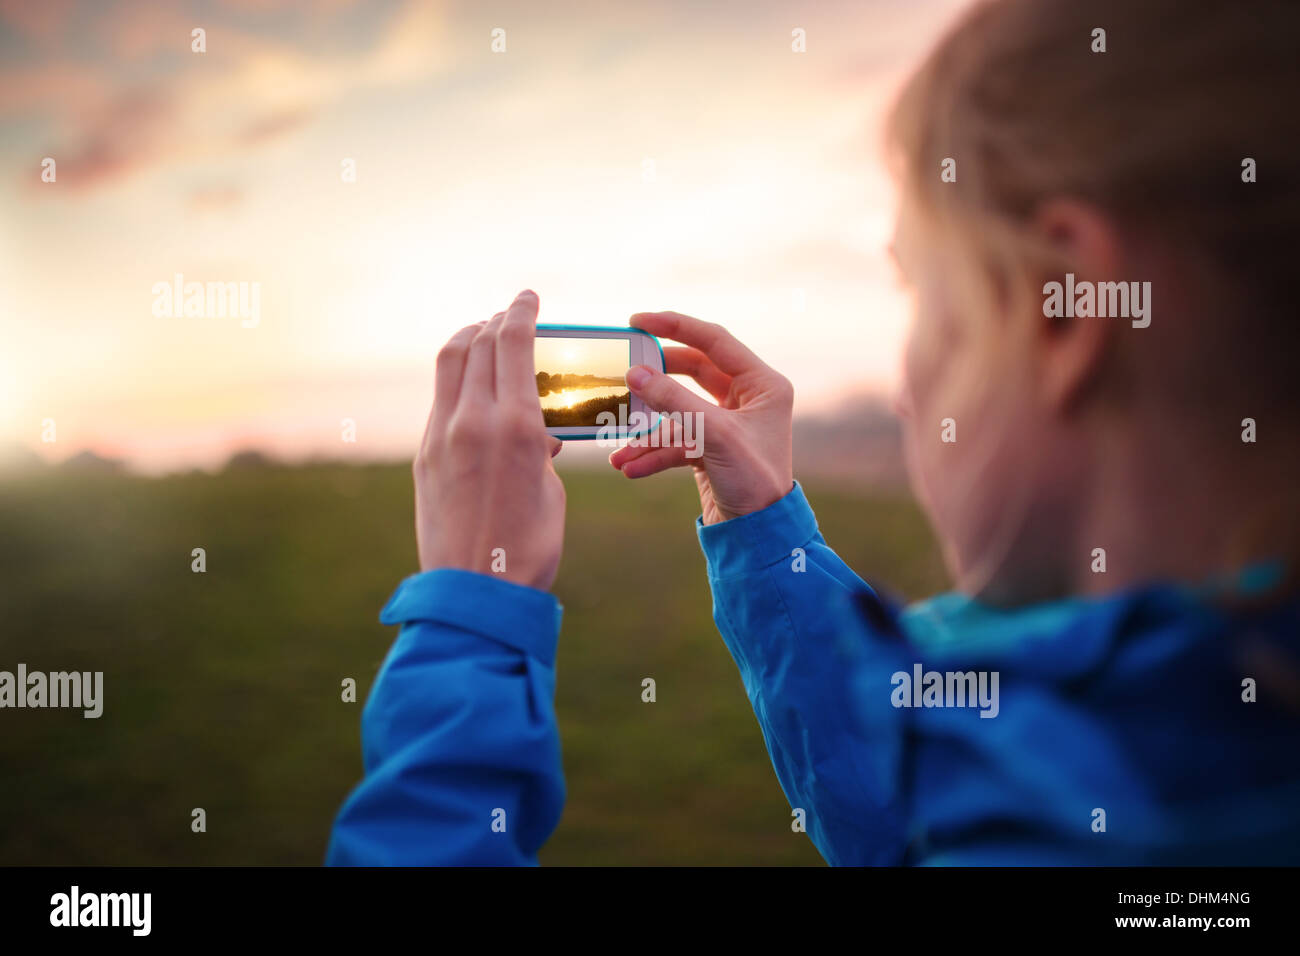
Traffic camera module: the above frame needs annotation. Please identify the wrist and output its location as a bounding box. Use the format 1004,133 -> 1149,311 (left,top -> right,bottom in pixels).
418,550 -> 555,592
712,470 -> 795,525
697,480 -> 817,577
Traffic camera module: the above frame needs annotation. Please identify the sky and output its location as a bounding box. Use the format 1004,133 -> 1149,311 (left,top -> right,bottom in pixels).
535,337 -> 628,380
0,0 -> 967,473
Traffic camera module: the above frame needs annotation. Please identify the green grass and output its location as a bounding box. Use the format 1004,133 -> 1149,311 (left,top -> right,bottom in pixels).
0,463 -> 945,865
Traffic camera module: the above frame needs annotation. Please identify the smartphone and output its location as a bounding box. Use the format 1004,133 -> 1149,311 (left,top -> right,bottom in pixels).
534,324 -> 664,440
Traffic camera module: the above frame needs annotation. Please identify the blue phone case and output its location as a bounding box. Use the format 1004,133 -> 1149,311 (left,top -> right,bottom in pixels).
534,324 -> 665,440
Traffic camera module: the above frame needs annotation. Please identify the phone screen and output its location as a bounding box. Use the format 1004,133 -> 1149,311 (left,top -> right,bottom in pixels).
534,336 -> 631,428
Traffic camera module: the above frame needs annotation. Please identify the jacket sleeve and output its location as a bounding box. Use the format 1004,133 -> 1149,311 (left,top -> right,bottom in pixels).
326,568 -> 565,866
698,481 -> 913,865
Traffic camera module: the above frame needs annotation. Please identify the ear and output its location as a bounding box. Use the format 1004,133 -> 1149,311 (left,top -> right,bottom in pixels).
1031,199 -> 1125,415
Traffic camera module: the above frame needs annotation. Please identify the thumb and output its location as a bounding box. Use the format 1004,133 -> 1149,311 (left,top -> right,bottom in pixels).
625,365 -> 712,417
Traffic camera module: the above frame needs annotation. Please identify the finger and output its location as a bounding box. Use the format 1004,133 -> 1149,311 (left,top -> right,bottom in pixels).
422,322 -> 486,459
496,289 -> 541,402
630,311 -> 769,377
462,310 -> 505,399
433,323 -> 485,416
609,440 -> 657,469
625,364 -> 714,417
617,445 -> 691,479
607,416 -> 683,469
663,346 -> 732,401
609,438 -> 682,470
548,436 -> 563,459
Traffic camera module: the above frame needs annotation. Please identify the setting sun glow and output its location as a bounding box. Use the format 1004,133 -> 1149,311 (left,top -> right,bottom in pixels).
1,0 -> 967,472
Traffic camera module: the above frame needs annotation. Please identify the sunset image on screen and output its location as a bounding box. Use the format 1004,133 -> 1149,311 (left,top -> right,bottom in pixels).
534,337 -> 630,428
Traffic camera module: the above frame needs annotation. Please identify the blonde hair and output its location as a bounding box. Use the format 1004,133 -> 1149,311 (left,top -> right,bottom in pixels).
886,0 -> 1299,403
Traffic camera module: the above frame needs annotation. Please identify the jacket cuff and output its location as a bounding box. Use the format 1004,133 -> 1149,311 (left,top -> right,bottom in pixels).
696,480 -> 818,579
379,568 -> 563,666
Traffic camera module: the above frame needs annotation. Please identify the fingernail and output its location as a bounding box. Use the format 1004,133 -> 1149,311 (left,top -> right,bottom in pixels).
518,289 -> 537,299
626,365 -> 652,390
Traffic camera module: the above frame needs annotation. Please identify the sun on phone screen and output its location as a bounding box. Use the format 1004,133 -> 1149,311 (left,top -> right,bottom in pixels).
534,337 -> 630,428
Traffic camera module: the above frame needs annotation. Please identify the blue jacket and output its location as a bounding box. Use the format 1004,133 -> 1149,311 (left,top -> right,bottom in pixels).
327,482 -> 1300,865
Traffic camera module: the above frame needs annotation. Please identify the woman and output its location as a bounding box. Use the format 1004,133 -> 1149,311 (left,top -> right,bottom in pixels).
328,0 -> 1299,865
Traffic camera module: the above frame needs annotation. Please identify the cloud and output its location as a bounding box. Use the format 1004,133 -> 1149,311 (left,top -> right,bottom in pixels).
96,0 -> 199,60
0,61 -> 112,117
7,0 -> 452,193
39,87 -> 178,191
234,107 -> 315,146
0,0 -> 75,44
187,184 -> 247,213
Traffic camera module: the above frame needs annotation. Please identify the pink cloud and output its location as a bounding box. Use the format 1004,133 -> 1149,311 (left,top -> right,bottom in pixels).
0,0 -> 75,43
33,87 -> 177,191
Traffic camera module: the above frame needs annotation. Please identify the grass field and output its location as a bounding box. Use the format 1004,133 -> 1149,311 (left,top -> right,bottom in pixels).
0,462 -> 945,865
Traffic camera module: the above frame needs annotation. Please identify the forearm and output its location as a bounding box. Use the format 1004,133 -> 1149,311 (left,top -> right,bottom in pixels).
700,482 -> 912,864
326,569 -> 565,866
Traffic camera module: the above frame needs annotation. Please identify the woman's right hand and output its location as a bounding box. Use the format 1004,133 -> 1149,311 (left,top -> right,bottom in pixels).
609,311 -> 794,525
